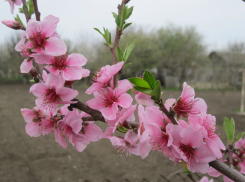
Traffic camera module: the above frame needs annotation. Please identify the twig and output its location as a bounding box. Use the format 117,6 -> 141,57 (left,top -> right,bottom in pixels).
22,0 -> 30,22
209,159 -> 245,182
158,99 -> 178,125
228,144 -> 234,168
32,0 -> 41,21
82,116 -> 95,122
187,174 -> 196,182
111,0 -> 130,88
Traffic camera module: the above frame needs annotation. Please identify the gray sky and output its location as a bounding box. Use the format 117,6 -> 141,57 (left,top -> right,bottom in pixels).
1,0 -> 245,51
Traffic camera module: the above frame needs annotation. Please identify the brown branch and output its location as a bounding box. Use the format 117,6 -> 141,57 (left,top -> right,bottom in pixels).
111,0 -> 130,88
32,0 -> 41,21
82,116 -> 95,122
22,0 -> 30,22
209,159 -> 245,182
158,99 -> 178,125
68,99 -> 106,123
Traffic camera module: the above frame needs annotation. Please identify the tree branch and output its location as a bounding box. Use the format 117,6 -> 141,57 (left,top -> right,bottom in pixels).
158,99 -> 178,125
111,0 -> 130,88
209,159 -> 245,182
32,0 -> 41,21
22,0 -> 30,22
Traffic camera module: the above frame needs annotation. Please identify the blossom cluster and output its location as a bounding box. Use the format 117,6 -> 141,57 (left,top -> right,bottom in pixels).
3,1 -> 236,180
16,14 -> 226,175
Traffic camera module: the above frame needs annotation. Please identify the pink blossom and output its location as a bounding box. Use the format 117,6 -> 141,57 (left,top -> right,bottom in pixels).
137,105 -> 151,159
21,107 -> 47,137
87,80 -> 133,120
172,125 -> 216,173
16,15 -> 67,56
199,176 -> 214,182
2,20 -> 22,29
30,72 -> 78,111
234,138 -> 245,173
135,92 -> 154,106
110,130 -> 139,157
6,0 -> 22,14
33,53 -> 90,81
172,82 -> 207,120
85,61 -> 124,94
20,58 -> 33,73
189,114 -> 225,158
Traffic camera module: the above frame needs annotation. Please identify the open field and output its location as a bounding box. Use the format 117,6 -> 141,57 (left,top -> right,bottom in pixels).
0,85 -> 244,182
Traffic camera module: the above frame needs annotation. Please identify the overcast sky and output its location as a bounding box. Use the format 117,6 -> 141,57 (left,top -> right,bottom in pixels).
1,0 -> 245,51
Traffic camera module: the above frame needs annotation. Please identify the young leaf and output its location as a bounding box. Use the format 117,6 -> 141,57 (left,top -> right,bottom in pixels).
120,5 -> 128,29
116,47 -> 124,62
123,39 -> 136,62
123,63 -> 131,69
143,70 -> 156,90
19,8 -> 24,13
151,80 -> 161,103
235,132 -> 245,143
223,117 -> 235,144
15,14 -> 24,26
94,28 -> 104,37
128,77 -> 151,89
28,0 -> 34,17
115,15 -> 121,27
117,125 -> 128,133
126,6 -> 134,19
133,86 -> 152,95
112,12 -> 117,19
123,22 -> 132,31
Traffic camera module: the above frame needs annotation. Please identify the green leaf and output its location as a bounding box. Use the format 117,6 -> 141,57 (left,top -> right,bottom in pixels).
143,70 -> 156,90
123,63 -> 131,69
27,0 -> 34,17
126,89 -> 132,94
94,28 -> 104,37
112,12 -> 117,19
14,14 -> 24,26
151,80 -> 161,103
223,117 -> 235,144
133,86 -> 152,95
103,43 -> 109,47
19,8 -> 24,13
120,5 -> 128,29
235,132 -> 245,143
123,22 -> 132,31
30,79 -> 35,83
126,6 -> 134,19
117,125 -> 128,133
123,39 -> 135,62
116,47 -> 124,62
115,15 -> 121,27
128,77 -> 151,89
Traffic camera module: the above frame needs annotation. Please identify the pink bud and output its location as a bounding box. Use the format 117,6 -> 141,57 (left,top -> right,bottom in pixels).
2,20 -> 22,30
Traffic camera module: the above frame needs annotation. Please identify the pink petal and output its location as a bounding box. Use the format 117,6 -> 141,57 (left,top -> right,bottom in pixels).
117,93 -> 133,108
25,122 -> 41,137
15,38 -> 25,52
42,70 -> 48,83
86,97 -> 106,109
101,103 -> 118,120
15,0 -> 22,5
55,130 -> 67,148
180,126 -> 203,148
181,82 -> 194,100
66,53 -> 87,66
66,116 -> 82,133
205,138 -> 223,159
74,134 -> 90,152
84,123 -> 103,142
56,87 -> 78,101
29,83 -> 48,97
45,65 -> 60,77
33,54 -> 54,64
40,15 -> 59,37
46,73 -> 65,90
115,79 -> 133,96
20,59 -> 33,73
26,20 -> 41,38
21,108 -> 36,123
194,143 -> 216,163
85,83 -> 104,94
139,136 -> 152,159
81,69 -> 90,78
62,67 -> 82,81
135,92 -> 154,106
45,37 -> 67,56
125,130 -> 138,145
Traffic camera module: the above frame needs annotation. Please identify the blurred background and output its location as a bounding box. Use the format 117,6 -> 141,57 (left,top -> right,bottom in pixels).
1,0 -> 245,182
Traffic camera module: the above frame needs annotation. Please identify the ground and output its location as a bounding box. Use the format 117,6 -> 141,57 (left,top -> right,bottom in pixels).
0,85 -> 244,182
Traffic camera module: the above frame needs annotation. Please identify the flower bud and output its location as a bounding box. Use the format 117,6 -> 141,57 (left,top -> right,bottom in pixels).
2,20 -> 22,30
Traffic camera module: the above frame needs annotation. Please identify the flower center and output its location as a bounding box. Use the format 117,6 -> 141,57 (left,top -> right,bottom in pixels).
43,89 -> 61,109
179,144 -> 195,159
29,31 -> 46,50
53,54 -> 68,70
